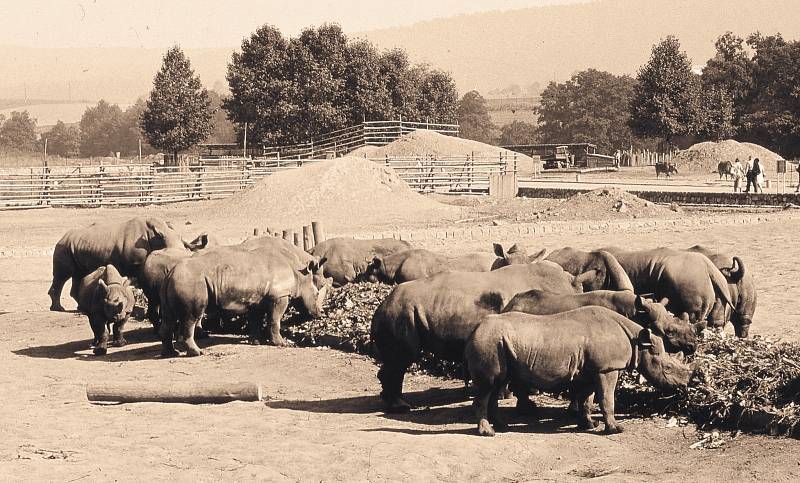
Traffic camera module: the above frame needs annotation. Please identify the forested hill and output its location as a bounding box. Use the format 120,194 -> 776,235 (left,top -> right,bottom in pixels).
359,0 -> 800,93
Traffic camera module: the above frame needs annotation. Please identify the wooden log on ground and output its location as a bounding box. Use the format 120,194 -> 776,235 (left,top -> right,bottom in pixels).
293,232 -> 301,247
303,225 -> 314,251
311,221 -> 325,245
86,382 -> 262,404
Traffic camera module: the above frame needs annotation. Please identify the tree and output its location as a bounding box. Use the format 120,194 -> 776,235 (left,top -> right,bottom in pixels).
736,33 -> 800,156
537,69 -> 636,151
379,48 -> 421,121
41,121 -> 80,157
0,110 -> 37,151
695,85 -> 736,141
499,121 -> 538,145
416,69 -> 459,124
206,90 -> 237,144
79,100 -> 124,156
629,36 -> 700,144
342,39 -> 392,123
701,32 -> 753,118
457,90 -> 495,144
141,46 -> 214,160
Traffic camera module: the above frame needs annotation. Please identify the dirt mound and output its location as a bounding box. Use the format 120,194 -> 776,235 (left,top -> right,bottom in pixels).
673,140 -> 783,174
542,187 -> 681,221
350,130 -> 537,176
201,156 -> 460,233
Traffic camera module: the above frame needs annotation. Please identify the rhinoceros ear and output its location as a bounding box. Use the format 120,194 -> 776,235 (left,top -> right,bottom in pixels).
528,248 -> 547,263
317,256 -> 328,268
637,328 -> 653,349
98,278 -> 108,293
493,243 -> 505,258
122,278 -> 131,288
658,297 -> 670,307
634,295 -> 647,313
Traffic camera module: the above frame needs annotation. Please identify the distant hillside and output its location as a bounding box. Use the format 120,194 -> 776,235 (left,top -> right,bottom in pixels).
0,0 -> 798,105
359,0 -> 800,92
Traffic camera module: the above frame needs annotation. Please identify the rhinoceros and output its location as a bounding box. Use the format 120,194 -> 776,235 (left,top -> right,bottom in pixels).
502,289 -> 697,354
545,247 -> 635,292
48,217 -> 189,311
139,233 -> 216,326
159,248 -> 329,357
364,244 -> 547,284
465,308 -> 692,436
238,235 -> 317,271
686,245 -> 756,337
370,261 -> 596,413
76,264 -> 136,356
599,247 -> 734,328
309,237 -> 413,286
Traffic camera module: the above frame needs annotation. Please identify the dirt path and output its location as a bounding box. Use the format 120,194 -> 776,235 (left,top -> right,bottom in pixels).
3,205 -> 800,481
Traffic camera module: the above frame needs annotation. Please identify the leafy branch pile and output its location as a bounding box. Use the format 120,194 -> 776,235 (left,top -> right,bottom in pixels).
618,331 -> 800,436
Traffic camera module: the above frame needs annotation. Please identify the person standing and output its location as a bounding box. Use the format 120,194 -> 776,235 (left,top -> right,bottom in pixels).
752,158 -> 765,193
744,155 -> 754,193
731,158 -> 744,192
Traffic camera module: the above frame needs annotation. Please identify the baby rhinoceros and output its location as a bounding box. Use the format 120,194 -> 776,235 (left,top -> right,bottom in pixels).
465,307 -> 692,436
77,264 -> 136,356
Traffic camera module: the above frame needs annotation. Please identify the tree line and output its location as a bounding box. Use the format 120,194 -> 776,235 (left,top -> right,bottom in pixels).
3,27 -> 799,159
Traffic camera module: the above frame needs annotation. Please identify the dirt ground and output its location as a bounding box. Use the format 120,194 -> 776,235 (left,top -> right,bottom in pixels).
3,198 -> 800,482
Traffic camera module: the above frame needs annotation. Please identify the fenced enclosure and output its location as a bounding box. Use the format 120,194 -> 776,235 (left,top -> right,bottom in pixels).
379,153 -> 518,193
0,153 -> 515,209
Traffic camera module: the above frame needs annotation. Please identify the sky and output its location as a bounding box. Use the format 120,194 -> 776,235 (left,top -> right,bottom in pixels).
0,0 -> 587,48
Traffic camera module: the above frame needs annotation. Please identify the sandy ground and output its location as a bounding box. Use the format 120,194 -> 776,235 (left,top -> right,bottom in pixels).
2,199 -> 800,481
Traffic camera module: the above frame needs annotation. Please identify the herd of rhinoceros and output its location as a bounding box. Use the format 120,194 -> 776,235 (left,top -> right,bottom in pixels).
46,216 -> 756,436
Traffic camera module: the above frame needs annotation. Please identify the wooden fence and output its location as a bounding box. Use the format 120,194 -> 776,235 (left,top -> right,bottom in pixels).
0,154 -> 513,209
379,153 -> 518,193
621,148 -> 677,167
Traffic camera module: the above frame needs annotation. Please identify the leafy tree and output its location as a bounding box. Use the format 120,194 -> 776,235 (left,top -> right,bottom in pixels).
41,121 -> 80,157
701,32 -> 753,118
224,24 -> 293,145
141,46 -> 214,160
342,39 -> 392,123
457,90 -> 495,144
537,69 -> 636,151
629,36 -> 700,144
206,90 -> 237,144
0,110 -> 37,151
79,100 -> 124,156
695,85 -> 736,141
379,48 -> 421,121
499,120 -> 538,145
736,33 -> 800,156
416,69 -> 459,124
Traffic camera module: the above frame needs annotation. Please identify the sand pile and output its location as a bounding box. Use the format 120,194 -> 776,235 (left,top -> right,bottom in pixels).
673,140 -> 783,174
542,187 -> 681,221
202,156 -> 460,232
351,130 -> 537,176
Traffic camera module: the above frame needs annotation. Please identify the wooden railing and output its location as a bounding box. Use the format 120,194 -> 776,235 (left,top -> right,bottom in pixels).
378,153 -> 518,193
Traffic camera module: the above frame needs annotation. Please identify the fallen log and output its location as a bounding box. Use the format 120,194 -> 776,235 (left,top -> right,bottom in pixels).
86,382 -> 262,404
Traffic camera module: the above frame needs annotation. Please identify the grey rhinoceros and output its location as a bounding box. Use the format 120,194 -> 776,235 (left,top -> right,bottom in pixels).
159,248 -> 330,357
502,289 -> 697,354
364,244 -> 546,284
309,237 -> 413,286
76,264 -> 136,356
238,235 -> 318,270
686,245 -> 756,337
599,247 -> 734,328
48,217 -> 189,311
465,308 -> 692,436
545,247 -> 635,292
370,261 -> 596,413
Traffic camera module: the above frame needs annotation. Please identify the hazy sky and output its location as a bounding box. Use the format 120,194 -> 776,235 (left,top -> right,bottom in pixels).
1,0 -> 587,48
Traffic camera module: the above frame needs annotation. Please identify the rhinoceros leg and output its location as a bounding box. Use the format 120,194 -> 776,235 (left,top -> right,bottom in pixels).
266,296 -> 290,347
89,315 -> 110,356
183,315 -> 204,357
596,371 -> 622,434
111,318 -> 128,347
159,320 -> 178,358
574,383 -> 598,430
474,389 -> 495,437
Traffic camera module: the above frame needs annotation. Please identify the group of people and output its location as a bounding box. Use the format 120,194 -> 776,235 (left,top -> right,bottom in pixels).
730,156 -> 765,193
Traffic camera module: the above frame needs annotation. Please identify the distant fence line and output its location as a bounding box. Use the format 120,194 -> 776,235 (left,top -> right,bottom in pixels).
0,153 -> 514,209
621,148 -> 677,167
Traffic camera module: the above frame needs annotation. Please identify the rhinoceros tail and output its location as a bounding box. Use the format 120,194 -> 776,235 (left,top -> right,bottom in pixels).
731,256 -> 746,282
597,251 -> 634,292
702,256 -> 734,308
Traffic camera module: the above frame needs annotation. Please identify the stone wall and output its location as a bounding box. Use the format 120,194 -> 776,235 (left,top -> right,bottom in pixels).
517,187 -> 800,206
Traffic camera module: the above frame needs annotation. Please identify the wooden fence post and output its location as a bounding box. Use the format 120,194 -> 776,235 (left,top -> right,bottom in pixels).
282,229 -> 294,242
311,221 -> 325,246
303,225 -> 314,251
